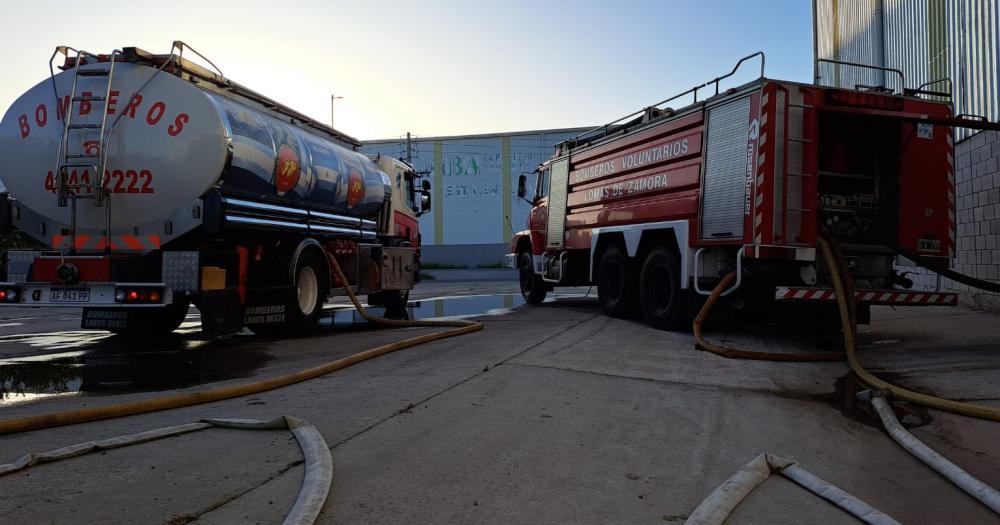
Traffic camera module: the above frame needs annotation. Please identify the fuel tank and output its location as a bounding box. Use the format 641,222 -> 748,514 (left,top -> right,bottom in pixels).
0,60 -> 390,237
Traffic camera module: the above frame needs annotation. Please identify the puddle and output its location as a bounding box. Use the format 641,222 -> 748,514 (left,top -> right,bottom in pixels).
322,294 -> 533,327
812,372 -> 934,429
0,340 -> 273,407
0,293 -> 588,406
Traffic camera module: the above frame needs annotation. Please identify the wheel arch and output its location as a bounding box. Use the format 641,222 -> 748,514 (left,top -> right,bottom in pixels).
590,221 -> 691,289
289,238 -> 331,289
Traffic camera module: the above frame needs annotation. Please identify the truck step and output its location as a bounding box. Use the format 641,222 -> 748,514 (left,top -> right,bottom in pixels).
68,124 -> 102,130
72,96 -> 105,102
77,70 -> 110,77
65,154 -> 100,159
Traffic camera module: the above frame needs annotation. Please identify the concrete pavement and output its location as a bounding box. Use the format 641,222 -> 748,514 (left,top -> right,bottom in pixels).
0,285 -> 998,524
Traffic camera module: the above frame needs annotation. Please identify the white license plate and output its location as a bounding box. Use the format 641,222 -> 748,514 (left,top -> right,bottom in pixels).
49,288 -> 90,303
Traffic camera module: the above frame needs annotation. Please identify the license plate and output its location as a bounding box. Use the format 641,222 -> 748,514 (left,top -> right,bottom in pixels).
49,287 -> 90,303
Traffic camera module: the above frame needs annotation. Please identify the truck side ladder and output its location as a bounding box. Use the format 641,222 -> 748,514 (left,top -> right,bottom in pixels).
50,47 -> 120,254
776,84 -> 818,246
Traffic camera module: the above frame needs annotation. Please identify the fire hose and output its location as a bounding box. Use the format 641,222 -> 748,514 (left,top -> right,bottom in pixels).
688,236 -> 1000,521
884,238 -> 1000,294
0,257 -> 482,436
0,417 -> 332,525
0,257 -> 484,522
694,237 -> 1000,421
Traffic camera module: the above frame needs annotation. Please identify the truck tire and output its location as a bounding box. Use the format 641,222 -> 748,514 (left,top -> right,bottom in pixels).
598,245 -> 637,318
518,251 -> 547,304
287,251 -> 329,331
108,300 -> 190,337
638,247 -> 686,330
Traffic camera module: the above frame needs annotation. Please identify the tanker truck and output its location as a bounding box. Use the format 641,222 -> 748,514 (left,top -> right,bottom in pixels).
0,43 -> 430,336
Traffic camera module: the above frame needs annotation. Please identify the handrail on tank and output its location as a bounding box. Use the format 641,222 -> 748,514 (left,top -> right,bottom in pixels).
103,46 -> 180,161
905,77 -> 953,99
173,40 -> 225,78
559,52 -> 765,150
814,58 -> 906,93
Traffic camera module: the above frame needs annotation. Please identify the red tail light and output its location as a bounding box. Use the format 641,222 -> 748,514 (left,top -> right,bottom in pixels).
115,287 -> 164,304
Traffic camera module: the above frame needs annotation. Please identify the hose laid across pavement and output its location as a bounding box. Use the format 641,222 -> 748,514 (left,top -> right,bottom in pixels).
684,452 -> 900,525
693,273 -> 845,362
0,416 -> 332,525
0,256 -> 482,436
817,236 -> 1000,422
692,237 -> 1000,422
858,390 -> 1000,514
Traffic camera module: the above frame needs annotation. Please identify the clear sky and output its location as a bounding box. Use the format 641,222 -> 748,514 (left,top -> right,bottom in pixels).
0,0 -> 813,141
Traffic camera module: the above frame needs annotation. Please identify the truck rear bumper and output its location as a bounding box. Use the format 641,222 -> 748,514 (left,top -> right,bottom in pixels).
775,286 -> 957,306
0,282 -> 175,307
505,253 -> 517,269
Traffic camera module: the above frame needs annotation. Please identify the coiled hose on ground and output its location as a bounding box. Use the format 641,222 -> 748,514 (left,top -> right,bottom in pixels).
693,237 -> 1000,422
817,236 -> 1000,422
0,256 -> 483,436
693,273 -> 845,362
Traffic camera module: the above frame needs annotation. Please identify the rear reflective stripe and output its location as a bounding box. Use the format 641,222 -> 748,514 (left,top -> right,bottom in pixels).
120,234 -> 145,250
50,234 -> 161,251
774,288 -> 957,305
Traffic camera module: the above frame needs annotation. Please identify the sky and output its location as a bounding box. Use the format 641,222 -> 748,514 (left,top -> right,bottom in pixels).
0,0 -> 814,141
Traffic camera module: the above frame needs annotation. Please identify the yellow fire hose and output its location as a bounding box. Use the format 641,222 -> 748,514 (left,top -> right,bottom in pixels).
0,256 -> 482,436
817,236 -> 1000,422
693,273 -> 845,362
693,237 -> 1000,422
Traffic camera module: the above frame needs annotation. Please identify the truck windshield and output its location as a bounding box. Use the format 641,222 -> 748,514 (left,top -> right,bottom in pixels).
404,174 -> 418,211
536,169 -> 550,200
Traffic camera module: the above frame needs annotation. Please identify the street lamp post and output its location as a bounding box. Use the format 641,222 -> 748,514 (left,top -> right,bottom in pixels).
330,94 -> 344,127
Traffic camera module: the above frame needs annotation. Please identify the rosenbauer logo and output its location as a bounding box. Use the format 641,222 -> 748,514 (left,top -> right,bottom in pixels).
274,145 -> 301,195
744,118 -> 759,216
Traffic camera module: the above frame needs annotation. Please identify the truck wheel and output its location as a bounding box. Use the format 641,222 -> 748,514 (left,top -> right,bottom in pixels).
598,245 -> 637,318
288,251 -> 329,330
518,252 -> 547,304
638,247 -> 686,330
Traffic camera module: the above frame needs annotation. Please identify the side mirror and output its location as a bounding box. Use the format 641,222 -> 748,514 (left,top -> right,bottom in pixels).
517,174 -> 528,199
420,190 -> 431,214
422,179 -> 431,191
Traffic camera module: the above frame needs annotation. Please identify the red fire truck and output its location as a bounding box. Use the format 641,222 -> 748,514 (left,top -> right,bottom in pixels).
508,53 -> 991,329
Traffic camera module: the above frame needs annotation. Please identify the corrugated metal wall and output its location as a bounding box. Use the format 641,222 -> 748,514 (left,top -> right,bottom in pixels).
814,0 -> 999,141
948,0 -> 1000,140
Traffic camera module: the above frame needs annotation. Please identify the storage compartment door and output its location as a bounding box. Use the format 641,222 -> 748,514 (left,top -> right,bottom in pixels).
700,96 -> 752,240
545,157 -> 570,250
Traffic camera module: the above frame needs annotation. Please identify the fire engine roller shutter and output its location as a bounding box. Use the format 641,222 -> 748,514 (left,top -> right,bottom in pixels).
546,157 -> 570,249
700,96 -> 752,240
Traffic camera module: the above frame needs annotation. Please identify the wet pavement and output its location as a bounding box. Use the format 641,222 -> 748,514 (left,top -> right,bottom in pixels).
0,287 -> 587,407
1,279 -> 997,524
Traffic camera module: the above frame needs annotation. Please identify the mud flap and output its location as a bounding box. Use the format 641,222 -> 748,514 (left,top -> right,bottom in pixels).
200,290 -> 244,338
81,308 -> 132,331
243,286 -> 293,332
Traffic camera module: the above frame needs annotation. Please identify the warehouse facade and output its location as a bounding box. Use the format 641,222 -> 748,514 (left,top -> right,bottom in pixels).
361,128 -> 590,266
814,0 -> 1000,310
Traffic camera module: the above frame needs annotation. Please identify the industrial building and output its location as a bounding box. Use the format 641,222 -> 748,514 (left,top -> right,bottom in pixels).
361,128 -> 590,266
814,0 -> 1000,310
